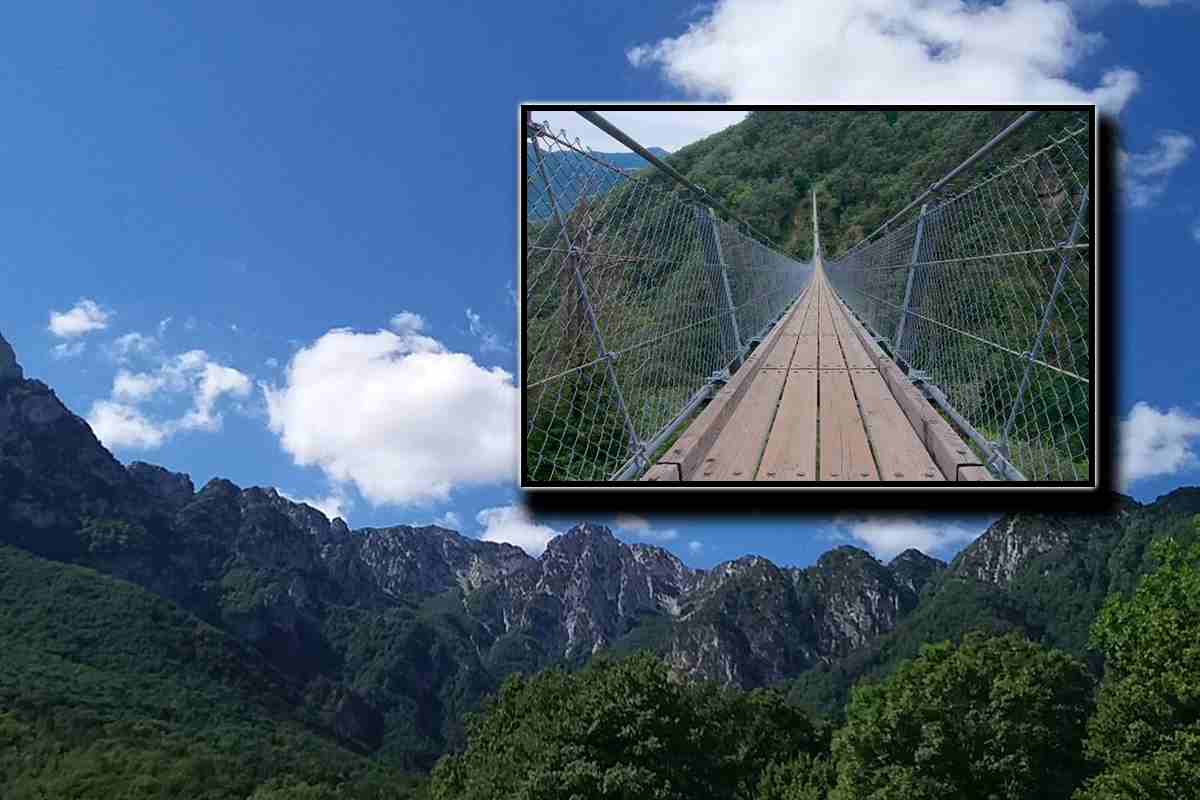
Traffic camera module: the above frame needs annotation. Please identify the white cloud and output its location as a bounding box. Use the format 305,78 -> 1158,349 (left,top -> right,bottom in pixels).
615,514 -> 651,532
52,341 -> 86,359
477,504 -> 559,556
688,540 -> 704,554
87,350 -> 252,451
535,109 -> 748,154
180,361 -> 253,431
832,515 -> 982,560
158,317 -> 173,336
625,0 -> 1138,114
1119,402 -> 1200,487
108,332 -> 159,362
1120,131 -> 1195,208
262,321 -> 518,507
434,510 -> 462,530
88,400 -> 168,450
465,308 -> 511,355
112,369 -> 166,402
614,514 -> 679,542
390,311 -> 427,334
48,298 -> 112,338
1192,218 -> 1200,244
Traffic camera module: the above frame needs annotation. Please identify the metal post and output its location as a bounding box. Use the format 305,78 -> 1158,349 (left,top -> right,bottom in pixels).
529,128 -> 647,474
999,188 -> 1090,453
893,203 -> 928,361
812,189 -> 820,260
696,206 -> 744,368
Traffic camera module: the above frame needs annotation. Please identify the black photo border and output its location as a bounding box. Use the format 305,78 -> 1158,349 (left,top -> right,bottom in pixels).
517,103 -> 1115,514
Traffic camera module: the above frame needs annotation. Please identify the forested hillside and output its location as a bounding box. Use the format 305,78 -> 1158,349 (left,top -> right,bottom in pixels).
0,544 -> 427,799
650,109 -> 1079,258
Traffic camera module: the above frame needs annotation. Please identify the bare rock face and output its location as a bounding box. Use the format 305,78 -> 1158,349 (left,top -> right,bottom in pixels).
0,332 -> 22,382
0,340 -> 148,546
128,461 -> 195,511
949,509 -> 1130,587
888,548 -> 944,594
658,545 -> 945,687
356,524 -> 533,599
480,524 -> 701,661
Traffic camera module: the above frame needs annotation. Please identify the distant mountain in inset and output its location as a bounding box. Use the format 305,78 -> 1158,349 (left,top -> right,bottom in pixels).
526,146 -> 671,219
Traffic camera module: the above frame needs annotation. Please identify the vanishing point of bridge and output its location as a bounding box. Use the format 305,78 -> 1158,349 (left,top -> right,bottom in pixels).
641,195 -> 990,483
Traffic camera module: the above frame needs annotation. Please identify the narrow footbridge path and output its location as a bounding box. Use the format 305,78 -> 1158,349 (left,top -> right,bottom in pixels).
643,266 -> 992,483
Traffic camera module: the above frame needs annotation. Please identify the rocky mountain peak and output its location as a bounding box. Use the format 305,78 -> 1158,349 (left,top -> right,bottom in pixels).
887,548 -> 945,595
0,331 -> 22,382
890,547 -> 932,564
127,461 -> 195,512
197,477 -> 242,500
950,508 -> 1128,587
815,544 -> 877,567
356,524 -> 534,598
1,354 -> 146,542
544,523 -> 620,555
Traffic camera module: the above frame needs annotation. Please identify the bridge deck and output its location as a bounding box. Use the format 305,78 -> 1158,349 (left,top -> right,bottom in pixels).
642,269 -> 994,483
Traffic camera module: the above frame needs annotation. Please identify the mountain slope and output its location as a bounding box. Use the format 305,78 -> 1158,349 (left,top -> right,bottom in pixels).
785,499 -> 1200,719
647,109 -> 1082,259
0,543 -> 426,799
2,329 -> 1194,778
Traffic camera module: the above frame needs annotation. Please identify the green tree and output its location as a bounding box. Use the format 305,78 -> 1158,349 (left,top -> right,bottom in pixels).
429,652 -> 824,800
830,631 -> 1093,800
755,753 -> 835,800
1076,528 -> 1200,799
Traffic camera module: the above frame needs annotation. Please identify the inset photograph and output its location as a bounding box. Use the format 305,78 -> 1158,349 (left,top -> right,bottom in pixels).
521,105 -> 1100,492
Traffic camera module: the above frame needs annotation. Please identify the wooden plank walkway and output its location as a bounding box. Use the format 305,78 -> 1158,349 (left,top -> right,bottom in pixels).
643,267 -> 993,483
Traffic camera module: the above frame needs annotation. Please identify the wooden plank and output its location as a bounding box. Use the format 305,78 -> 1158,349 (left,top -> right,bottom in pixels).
781,293 -> 814,335
818,335 -> 846,370
649,295 -> 799,479
800,296 -> 819,334
818,289 -> 838,336
756,369 -> 817,480
692,369 -> 787,480
838,332 -> 876,369
792,336 -> 818,369
819,370 -> 879,480
762,334 -> 799,369
849,369 -> 945,481
829,303 -> 877,370
835,299 -> 989,481
641,463 -> 681,482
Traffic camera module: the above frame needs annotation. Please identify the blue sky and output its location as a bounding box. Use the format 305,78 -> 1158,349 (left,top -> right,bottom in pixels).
2,1 -> 1197,571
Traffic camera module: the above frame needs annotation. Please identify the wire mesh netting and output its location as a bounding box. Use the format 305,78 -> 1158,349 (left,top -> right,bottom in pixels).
825,113 -> 1092,481
525,120 -> 814,481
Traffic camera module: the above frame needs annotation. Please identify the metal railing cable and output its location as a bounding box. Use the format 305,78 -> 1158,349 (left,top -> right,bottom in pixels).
824,112 -> 1092,482
524,116 -> 815,482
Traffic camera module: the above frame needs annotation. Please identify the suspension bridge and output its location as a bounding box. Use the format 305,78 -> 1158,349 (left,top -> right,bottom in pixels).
524,109 -> 1093,484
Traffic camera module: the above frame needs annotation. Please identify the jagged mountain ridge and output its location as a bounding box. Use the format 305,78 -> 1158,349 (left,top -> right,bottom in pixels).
1,325 -> 949,689
4,329 -> 1195,768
